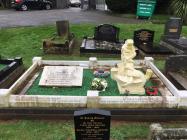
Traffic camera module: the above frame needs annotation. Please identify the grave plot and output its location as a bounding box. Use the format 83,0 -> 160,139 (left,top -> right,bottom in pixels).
159,17 -> 187,55
165,55 -> 187,90
134,29 -> 173,56
43,20 -> 75,54
80,24 -> 125,54
0,56 -> 179,110
0,57 -> 24,88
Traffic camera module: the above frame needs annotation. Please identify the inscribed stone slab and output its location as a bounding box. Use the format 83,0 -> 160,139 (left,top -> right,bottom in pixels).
39,66 -> 83,87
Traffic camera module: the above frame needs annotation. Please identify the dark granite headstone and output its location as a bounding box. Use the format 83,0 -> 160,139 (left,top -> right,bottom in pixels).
74,109 -> 111,140
134,29 -> 173,55
163,17 -> 182,40
94,24 -> 119,43
134,29 -> 154,48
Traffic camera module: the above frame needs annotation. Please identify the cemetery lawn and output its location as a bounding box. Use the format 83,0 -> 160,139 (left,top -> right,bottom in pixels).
0,23 -> 186,68
0,121 -> 149,140
0,24 -> 187,139
0,120 -> 187,140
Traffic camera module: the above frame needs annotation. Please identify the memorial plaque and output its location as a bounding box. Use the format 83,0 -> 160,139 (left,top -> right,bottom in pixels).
39,66 -> 83,87
74,109 -> 111,140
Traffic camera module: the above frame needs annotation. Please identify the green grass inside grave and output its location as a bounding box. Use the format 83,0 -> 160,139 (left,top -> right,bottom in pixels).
27,69 -> 161,96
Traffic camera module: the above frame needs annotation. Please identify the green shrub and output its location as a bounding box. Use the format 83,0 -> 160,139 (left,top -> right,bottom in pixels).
170,0 -> 187,23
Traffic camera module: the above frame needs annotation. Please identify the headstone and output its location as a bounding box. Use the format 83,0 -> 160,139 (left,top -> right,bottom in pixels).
94,24 -> 120,42
74,109 -> 111,140
56,20 -> 69,37
134,29 -> 154,49
43,20 -> 75,54
134,29 -> 173,55
39,66 -> 83,87
163,17 -> 182,40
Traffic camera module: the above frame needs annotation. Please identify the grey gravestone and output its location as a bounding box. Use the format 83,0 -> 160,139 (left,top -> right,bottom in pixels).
56,20 -> 69,37
159,18 -> 187,54
163,17 -> 182,40
74,109 -> 111,140
94,24 -> 120,43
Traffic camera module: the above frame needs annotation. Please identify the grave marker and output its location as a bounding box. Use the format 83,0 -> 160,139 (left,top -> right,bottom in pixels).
163,17 -> 182,40
134,29 -> 154,49
74,109 -> 111,140
39,66 -> 83,87
94,24 -> 120,43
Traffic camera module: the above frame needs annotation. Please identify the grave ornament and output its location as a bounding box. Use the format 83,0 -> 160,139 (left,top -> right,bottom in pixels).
111,39 -> 153,94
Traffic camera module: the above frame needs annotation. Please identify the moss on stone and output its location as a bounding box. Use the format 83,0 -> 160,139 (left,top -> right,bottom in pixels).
52,36 -> 68,44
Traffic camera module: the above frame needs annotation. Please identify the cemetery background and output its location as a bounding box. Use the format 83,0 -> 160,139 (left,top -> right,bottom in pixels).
0,22 -> 187,140
0,1 -> 187,139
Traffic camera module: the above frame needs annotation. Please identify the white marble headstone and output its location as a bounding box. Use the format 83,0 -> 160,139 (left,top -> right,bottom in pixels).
39,66 -> 83,87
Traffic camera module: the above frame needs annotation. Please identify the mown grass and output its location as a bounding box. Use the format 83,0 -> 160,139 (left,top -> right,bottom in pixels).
0,23 -> 187,67
0,121 -> 150,140
0,120 -> 187,140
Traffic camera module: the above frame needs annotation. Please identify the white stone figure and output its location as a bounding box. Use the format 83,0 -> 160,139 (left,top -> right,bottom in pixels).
111,39 -> 153,95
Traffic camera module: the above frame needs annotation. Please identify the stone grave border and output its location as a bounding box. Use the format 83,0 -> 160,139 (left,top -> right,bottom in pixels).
0,57 -> 186,110
0,57 -> 25,88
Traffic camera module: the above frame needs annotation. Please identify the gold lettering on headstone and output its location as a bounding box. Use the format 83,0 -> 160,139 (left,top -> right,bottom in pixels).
169,28 -> 178,33
138,31 -> 151,41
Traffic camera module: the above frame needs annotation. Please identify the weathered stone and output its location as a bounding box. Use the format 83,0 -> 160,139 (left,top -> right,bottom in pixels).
43,20 -> 75,54
149,123 -> 187,140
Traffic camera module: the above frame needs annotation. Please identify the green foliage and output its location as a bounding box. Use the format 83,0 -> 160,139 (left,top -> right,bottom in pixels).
170,0 -> 187,22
